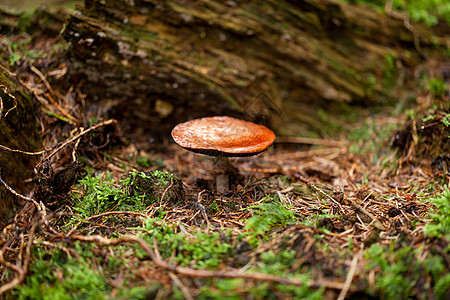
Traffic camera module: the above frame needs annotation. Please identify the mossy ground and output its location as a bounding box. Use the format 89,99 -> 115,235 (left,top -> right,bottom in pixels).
2,106 -> 449,298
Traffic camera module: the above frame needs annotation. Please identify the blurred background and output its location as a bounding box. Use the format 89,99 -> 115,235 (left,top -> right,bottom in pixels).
0,0 -> 80,9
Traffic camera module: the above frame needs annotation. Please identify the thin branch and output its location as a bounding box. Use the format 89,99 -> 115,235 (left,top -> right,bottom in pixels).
0,169 -> 59,236
43,119 -> 117,163
0,220 -> 37,295
160,178 -> 173,203
169,272 -> 194,300
337,248 -> 362,300
0,85 -> 18,119
0,168 -> 40,209
0,119 -> 115,159
0,144 -> 46,155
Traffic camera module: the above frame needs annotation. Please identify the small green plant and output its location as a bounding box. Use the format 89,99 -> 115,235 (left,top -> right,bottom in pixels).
407,109 -> 416,119
248,250 -> 323,299
423,186 -> 450,239
244,196 -> 296,246
259,250 -> 297,275
135,156 -> 153,168
422,114 -> 436,122
428,77 -> 447,97
17,10 -> 35,33
441,114 -> 450,127
208,200 -> 219,214
6,38 -> 46,66
317,108 -> 341,135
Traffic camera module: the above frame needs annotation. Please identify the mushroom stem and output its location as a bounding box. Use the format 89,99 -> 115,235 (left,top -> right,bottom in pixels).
214,156 -> 231,193
216,174 -> 229,194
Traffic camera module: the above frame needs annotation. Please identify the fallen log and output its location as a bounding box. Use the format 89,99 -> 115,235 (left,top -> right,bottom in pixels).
60,0 -> 447,138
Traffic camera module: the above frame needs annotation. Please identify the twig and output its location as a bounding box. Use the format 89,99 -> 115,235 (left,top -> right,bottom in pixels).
33,240 -> 77,259
297,176 -> 346,214
29,65 -> 76,124
200,205 -> 212,230
0,168 -> 40,209
0,63 -> 16,77
38,119 -> 117,166
349,198 -> 386,231
0,144 -> 46,155
160,179 -> 173,203
35,93 -> 74,124
169,272 -> 194,300
0,220 -> 37,295
72,137 -> 82,162
384,0 -> 393,14
0,168 -> 59,236
30,65 -> 75,122
0,90 -> 2,119
0,85 -> 17,119
337,247 -> 362,300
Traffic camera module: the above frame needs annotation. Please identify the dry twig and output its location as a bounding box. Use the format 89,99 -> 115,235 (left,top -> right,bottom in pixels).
0,220 -> 37,295
337,247 -> 362,300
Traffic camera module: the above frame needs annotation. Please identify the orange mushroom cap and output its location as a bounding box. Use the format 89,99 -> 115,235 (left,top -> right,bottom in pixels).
171,116 -> 276,157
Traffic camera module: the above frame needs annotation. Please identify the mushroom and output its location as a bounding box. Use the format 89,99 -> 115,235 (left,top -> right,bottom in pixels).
171,116 -> 276,193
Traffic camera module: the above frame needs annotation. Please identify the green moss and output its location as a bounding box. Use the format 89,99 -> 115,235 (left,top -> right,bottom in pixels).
13,242 -> 148,299
424,186 -> 450,239
5,37 -> 47,66
365,242 -> 449,299
68,169 -> 184,223
428,76 -> 447,98
243,195 -> 296,247
339,0 -> 450,26
137,218 -> 234,268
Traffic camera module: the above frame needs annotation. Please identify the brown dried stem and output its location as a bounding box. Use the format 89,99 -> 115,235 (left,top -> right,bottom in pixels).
0,220 -> 37,295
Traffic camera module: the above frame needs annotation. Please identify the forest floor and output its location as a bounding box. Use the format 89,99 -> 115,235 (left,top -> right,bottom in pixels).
0,5 -> 449,300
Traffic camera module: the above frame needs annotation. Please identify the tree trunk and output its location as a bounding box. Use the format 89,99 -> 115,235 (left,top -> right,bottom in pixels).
61,0 -> 448,138
0,69 -> 42,223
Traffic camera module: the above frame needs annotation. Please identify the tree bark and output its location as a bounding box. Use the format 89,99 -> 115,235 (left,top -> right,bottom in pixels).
61,0 -> 448,138
0,70 -> 42,223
